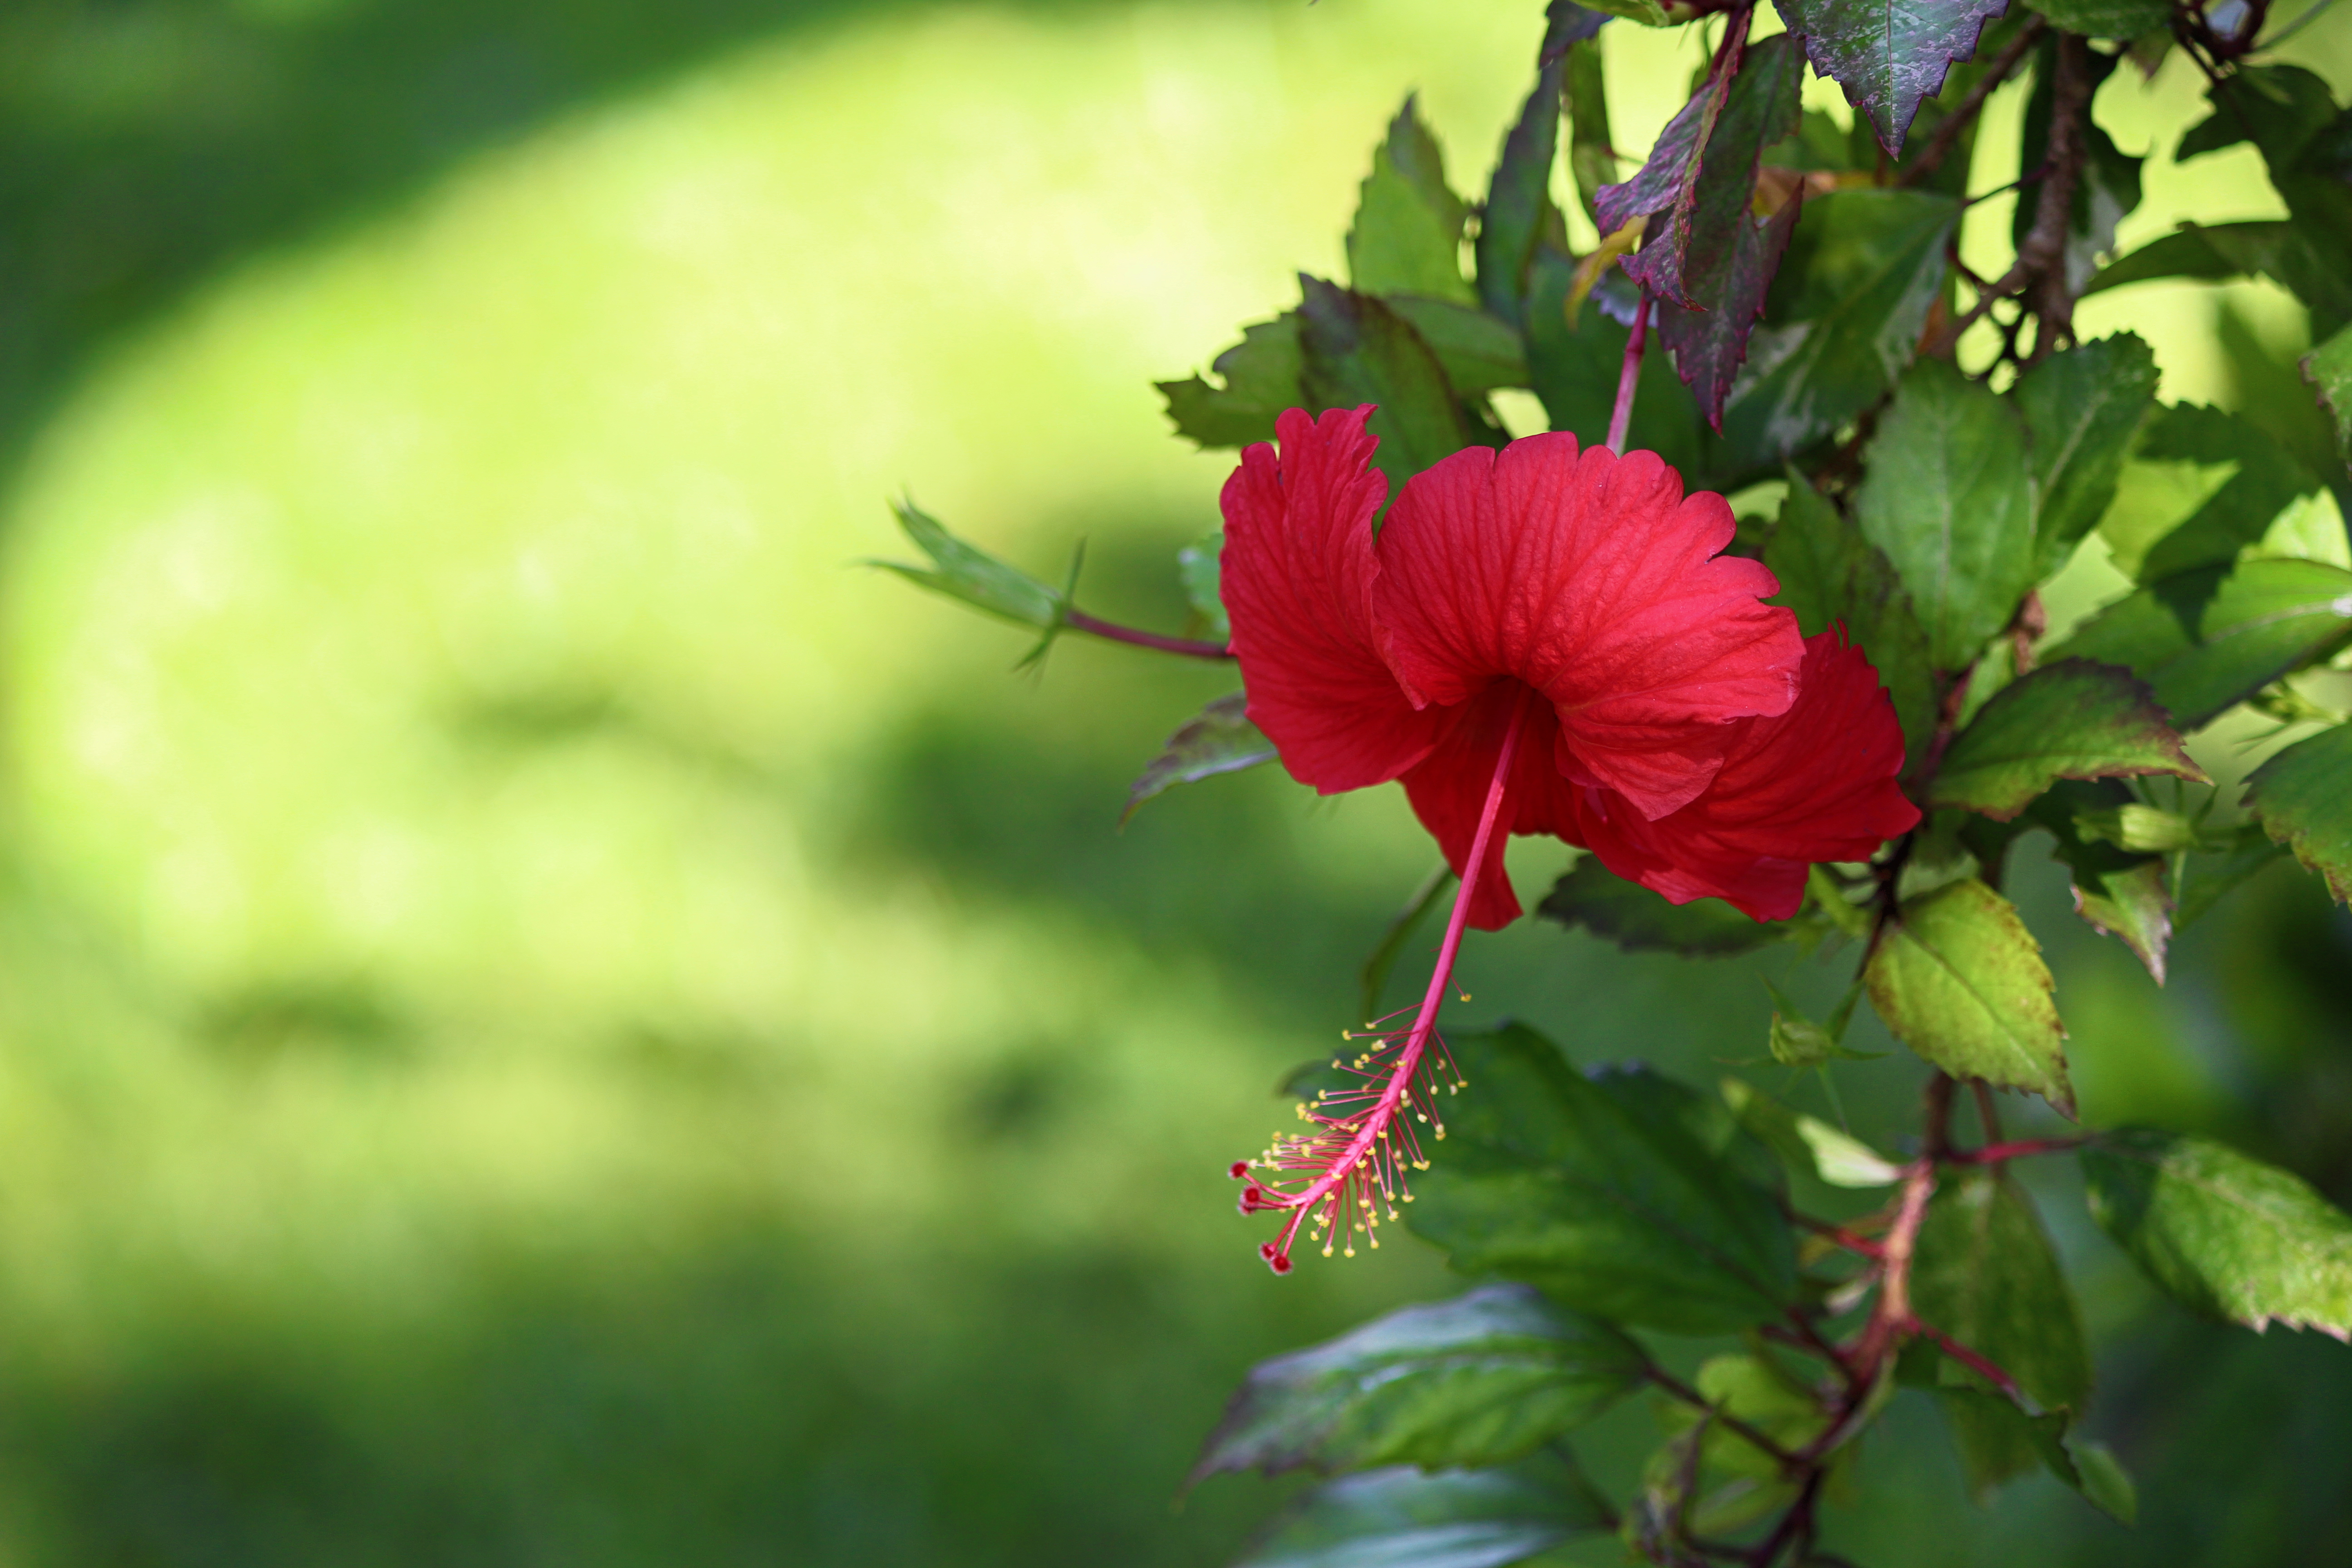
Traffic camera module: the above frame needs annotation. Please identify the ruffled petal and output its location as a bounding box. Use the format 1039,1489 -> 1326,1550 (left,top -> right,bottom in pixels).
1372,437 -> 1804,820
1577,630 -> 1921,920
1397,684 -> 1582,931
1221,406 -> 1452,793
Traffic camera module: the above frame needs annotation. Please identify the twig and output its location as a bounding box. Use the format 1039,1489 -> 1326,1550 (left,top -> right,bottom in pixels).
1971,1078 -> 2005,1145
1607,285 -> 1653,456
1896,15 -> 2048,190
1063,610 -> 1233,660
1645,1367 -> 1805,1470
1948,1135 -> 2085,1165
1744,1466 -> 1827,1567
1911,1321 -> 2024,1400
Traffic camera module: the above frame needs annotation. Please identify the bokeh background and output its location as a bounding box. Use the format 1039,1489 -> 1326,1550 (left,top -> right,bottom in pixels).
0,1 -> 2348,1563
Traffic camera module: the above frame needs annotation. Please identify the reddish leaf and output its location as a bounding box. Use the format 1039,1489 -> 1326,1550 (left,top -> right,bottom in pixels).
1774,0 -> 2009,154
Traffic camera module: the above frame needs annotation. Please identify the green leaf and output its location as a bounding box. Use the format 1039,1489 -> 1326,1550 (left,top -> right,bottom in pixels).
1643,1353 -> 1831,1534
2176,64 -> 2340,164
2081,1128 -> 2352,1338
1385,297 -> 1529,396
1123,694 -> 1275,824
1231,1453 -> 1612,1568
2033,794 -> 2173,981
1763,470 -> 1938,760
2133,405 -> 2322,583
1560,35 -> 1617,226
1523,247 -> 1707,472
2048,557 -> 2352,730
872,498 -> 1067,629
2244,720 -> 2352,902
2023,0 -> 2169,38
2172,822 -> 2288,931
1407,1025 -> 1798,1334
1536,855 -> 1789,956
2182,68 -> 2352,337
1931,1389 -> 2137,1523
1772,0 -> 2009,152
1298,277 -> 1483,495
1855,358 -> 2036,670
1721,188 -> 1959,461
1719,1078 -> 1904,1187
2085,221 -> 2352,331
1192,1285 -> 1645,1483
1865,878 -> 2074,1117
1160,316 -> 1304,450
1924,659 -> 2205,819
1911,1168 -> 2094,1490
2302,321 -> 2352,469
2016,335 -> 2160,580
1478,63 -> 1565,325
1348,98 -> 1474,304
1178,533 -> 1230,641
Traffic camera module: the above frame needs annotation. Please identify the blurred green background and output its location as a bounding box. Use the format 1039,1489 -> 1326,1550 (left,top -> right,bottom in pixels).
0,1 -> 2348,1563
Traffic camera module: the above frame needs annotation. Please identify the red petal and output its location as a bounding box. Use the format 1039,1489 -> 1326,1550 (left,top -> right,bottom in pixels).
1221,407 -> 1452,792
1397,684 -> 1584,931
1578,630 -> 1921,920
1372,437 -> 1803,820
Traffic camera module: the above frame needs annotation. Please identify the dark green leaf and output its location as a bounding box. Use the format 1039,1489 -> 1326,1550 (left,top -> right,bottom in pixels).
2082,1127 -> 2352,1338
1178,533 -> 1229,641
1349,99 -> 1475,304
2023,0 -> 2169,38
1772,0 -> 2009,152
1719,1077 -> 1904,1187
2303,320 -> 2352,469
1386,297 -> 1529,396
1764,470 -> 1938,760
1231,1453 -> 1612,1568
1855,358 -> 2035,670
1192,1285 -> 1644,1482
1911,1168 -> 2093,1490
1722,189 -> 1959,462
2173,822 -> 2288,931
2049,557 -> 2352,730
2032,793 -> 2173,980
2180,68 -> 2352,336
2176,64 -> 2339,163
2014,43 -> 2142,296
1524,248 -> 1706,470
2017,335 -> 2161,580
1931,1389 -> 2137,1523
1865,877 -> 2074,1117
1655,36 -> 1808,427
1298,277 -> 1482,495
1478,63 -> 1566,324
1561,36 -> 1617,226
872,499 -> 1067,629
1537,855 -> 1789,956
2133,405 -> 2322,583
1123,694 -> 1274,824
1541,0 -> 1612,64
1643,1353 -> 1829,1534
1407,1024 -> 1798,1334
2084,220 -> 2352,331
1925,659 -> 2205,819
1160,316 -> 1304,450
2243,720 -> 2352,902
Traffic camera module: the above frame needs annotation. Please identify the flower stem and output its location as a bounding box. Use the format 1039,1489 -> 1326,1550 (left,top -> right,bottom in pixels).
1605,284 -> 1651,457
1062,609 -> 1233,660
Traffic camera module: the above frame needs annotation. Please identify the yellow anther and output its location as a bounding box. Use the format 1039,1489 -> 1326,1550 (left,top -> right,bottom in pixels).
1343,1245 -> 1355,1257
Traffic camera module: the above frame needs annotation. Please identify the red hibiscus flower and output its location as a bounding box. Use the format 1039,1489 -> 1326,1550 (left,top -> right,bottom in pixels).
1222,406 -> 1917,1272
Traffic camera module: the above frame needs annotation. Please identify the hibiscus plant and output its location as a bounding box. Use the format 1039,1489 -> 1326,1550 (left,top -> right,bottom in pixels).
879,0 -> 2352,1562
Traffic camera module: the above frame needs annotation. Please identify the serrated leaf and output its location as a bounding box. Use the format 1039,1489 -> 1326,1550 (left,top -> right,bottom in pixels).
1654,35 -> 1808,427
1161,316 -> 1304,450
1232,1453 -> 1612,1568
2017,335 -> 2160,580
2303,321 -> 2352,469
2024,0 -> 2169,37
1298,277 -> 1483,495
2049,557 -> 2352,730
2243,720 -> 2352,902
1931,1389 -> 2137,1522
1478,63 -> 1565,324
1866,878 -> 2074,1117
1764,470 -> 1938,760
2014,43 -> 2142,297
1407,1025 -> 1798,1334
1536,855 -> 1789,956
872,499 -> 1067,629
1856,359 -> 2036,671
1350,99 -> 1475,304
1124,694 -> 1274,823
2081,1128 -> 2352,1338
1925,659 -> 2205,819
1773,0 -> 2008,153
2132,405 -> 2322,583
2033,794 -> 2173,981
1192,1285 -> 1645,1483
1598,50 -> 1738,308
1723,189 -> 1960,463
1911,1169 -> 2093,1490
1386,297 -> 1529,395
1178,534 -> 1229,641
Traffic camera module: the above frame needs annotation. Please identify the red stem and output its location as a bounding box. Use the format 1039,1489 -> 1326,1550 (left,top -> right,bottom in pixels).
1947,1136 -> 2083,1166
1063,609 -> 1232,660
1605,285 -> 1651,456
1911,1321 -> 2023,1401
